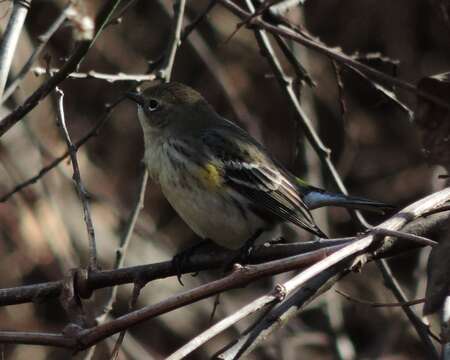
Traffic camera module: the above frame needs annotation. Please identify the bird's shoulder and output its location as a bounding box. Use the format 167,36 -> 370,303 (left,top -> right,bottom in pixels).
199,119 -> 269,163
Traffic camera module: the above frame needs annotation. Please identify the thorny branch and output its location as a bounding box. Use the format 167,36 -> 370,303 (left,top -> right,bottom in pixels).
0,239 -> 352,306
0,242 -> 346,349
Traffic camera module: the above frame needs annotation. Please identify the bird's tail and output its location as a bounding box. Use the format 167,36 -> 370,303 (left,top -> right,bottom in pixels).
296,179 -> 395,214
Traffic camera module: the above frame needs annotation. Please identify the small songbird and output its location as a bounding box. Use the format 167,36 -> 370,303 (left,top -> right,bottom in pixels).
127,82 -> 391,251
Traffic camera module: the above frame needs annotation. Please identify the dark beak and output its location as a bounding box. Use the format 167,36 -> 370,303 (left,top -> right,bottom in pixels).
126,91 -> 145,106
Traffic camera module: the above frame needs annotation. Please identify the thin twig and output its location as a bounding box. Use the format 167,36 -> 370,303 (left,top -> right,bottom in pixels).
377,259 -> 439,359
268,0 -> 305,15
347,63 -> 413,119
158,0 -> 186,82
32,67 -> 157,83
54,87 -> 98,270
149,0 -> 219,72
106,0 -> 139,26
273,35 -> 315,87
110,281 -> 143,359
332,60 -> 347,123
99,169 -> 149,322
335,289 -> 426,308
224,0 -> 283,43
0,0 -> 32,99
372,228 -> 438,247
353,51 -> 400,67
86,169 -> 149,360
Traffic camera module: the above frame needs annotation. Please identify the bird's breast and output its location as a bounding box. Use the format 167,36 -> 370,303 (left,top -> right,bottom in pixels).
142,138 -> 266,249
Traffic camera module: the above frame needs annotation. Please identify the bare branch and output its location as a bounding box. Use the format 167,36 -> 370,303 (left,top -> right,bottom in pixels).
109,281 -> 143,359
54,87 -> 98,270
85,168 -> 149,359
158,0 -> 186,82
335,289 -> 426,308
376,259 -> 438,358
32,67 -> 157,83
96,169 -> 149,323
0,243 -> 344,349
0,239 -> 352,307
372,228 -> 438,247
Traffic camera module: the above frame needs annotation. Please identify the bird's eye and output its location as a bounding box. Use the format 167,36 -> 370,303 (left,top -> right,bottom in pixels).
147,99 -> 160,112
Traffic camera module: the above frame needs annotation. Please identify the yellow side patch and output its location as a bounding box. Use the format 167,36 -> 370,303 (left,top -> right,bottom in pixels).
199,163 -> 223,190
295,177 -> 309,187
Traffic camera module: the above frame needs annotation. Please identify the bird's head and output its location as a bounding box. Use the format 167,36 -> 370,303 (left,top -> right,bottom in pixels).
127,82 -> 213,137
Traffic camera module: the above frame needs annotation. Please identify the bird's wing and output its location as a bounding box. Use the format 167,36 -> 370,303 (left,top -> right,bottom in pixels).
201,129 -> 325,237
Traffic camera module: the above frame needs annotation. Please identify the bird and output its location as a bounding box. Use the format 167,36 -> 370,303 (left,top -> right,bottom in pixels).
127,82 -> 392,253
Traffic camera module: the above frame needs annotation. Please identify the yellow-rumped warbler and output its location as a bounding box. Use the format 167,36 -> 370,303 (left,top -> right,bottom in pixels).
127,82 -> 391,251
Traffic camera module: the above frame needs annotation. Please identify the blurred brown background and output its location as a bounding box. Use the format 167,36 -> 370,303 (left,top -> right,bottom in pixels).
0,0 -> 449,359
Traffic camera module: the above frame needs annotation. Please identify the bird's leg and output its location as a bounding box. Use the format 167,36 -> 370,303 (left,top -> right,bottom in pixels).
241,229 -> 263,259
225,229 -> 265,271
172,239 -> 211,285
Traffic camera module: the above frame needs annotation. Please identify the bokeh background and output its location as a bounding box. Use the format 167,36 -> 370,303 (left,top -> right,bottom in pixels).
0,0 -> 449,359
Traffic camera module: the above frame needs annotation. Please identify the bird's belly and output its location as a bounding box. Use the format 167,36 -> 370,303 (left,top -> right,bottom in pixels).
161,183 -> 260,250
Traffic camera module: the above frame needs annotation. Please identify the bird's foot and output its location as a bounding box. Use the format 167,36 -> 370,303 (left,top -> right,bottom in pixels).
172,239 -> 210,285
171,253 -> 187,286
224,229 -> 263,272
